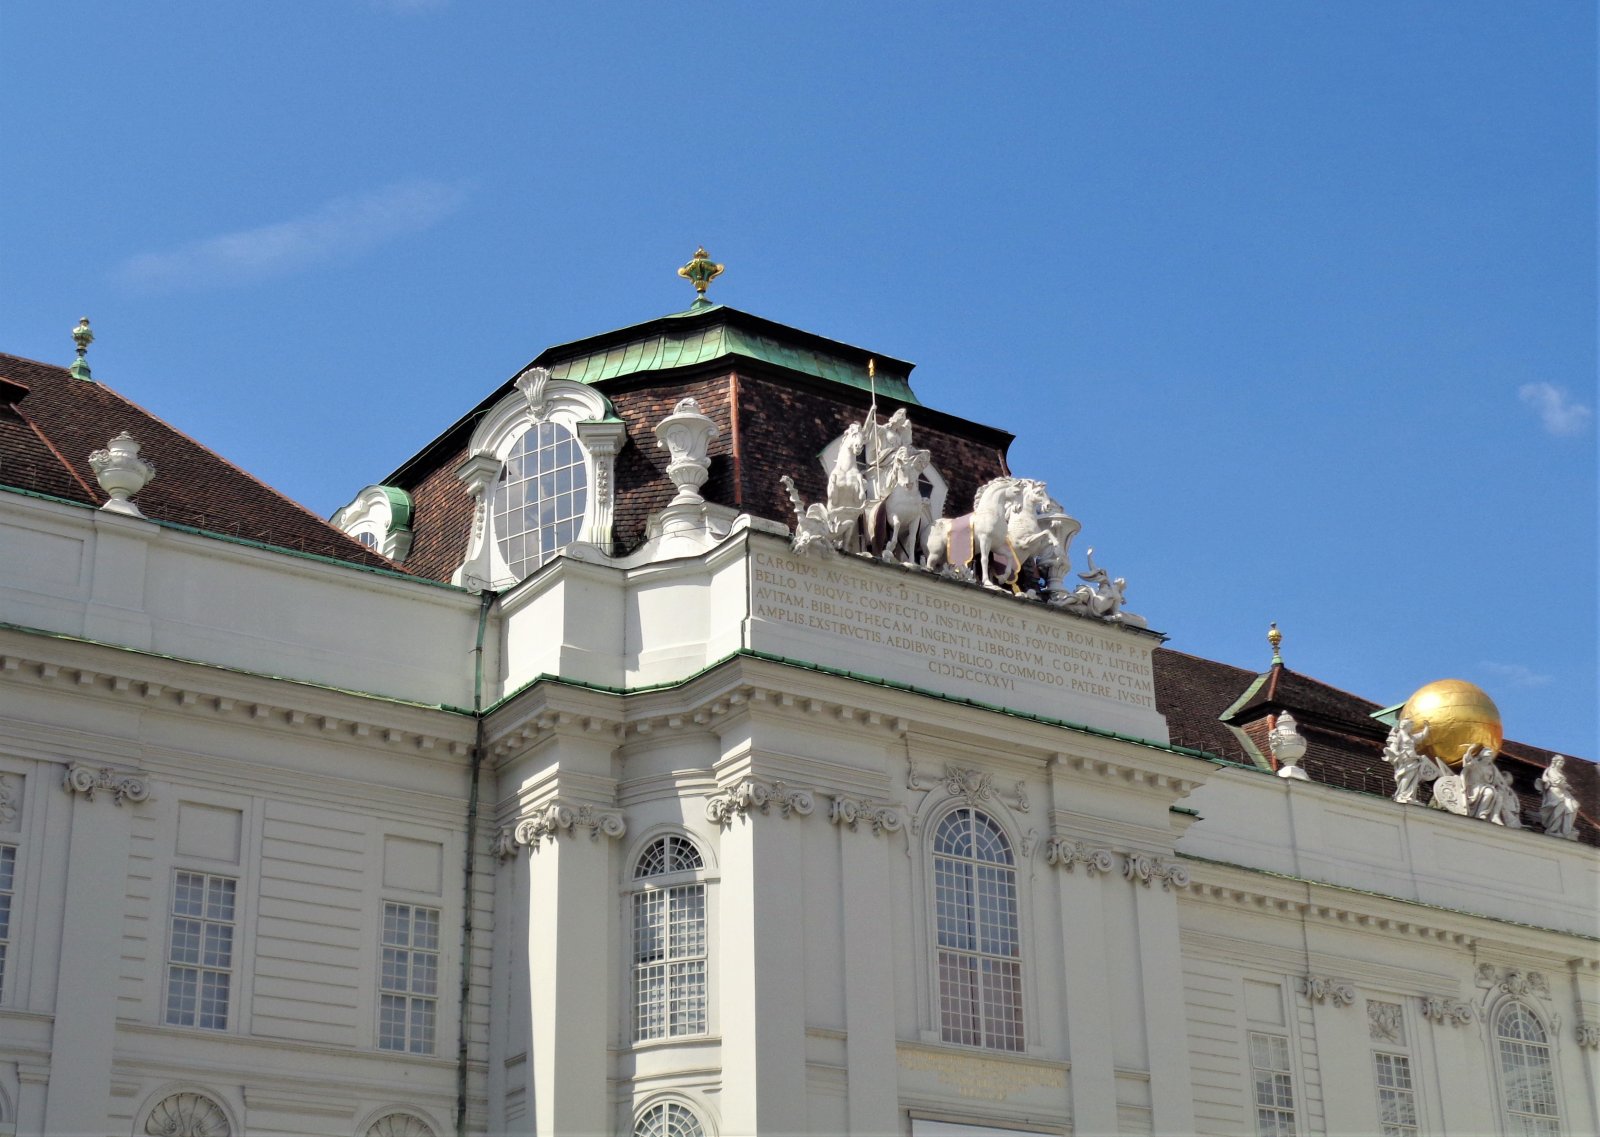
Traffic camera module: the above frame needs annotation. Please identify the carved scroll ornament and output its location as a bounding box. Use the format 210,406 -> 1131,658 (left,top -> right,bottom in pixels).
62,762 -> 150,805
1122,852 -> 1190,890
1419,996 -> 1474,1026
1042,836 -> 1116,875
510,801 -> 626,852
1300,976 -> 1356,1007
706,778 -> 814,826
907,760 -> 1029,813
829,795 -> 903,834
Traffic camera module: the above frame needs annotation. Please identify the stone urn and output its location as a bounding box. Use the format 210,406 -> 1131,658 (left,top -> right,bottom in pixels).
1269,712 -> 1310,781
88,432 -> 156,516
654,398 -> 719,506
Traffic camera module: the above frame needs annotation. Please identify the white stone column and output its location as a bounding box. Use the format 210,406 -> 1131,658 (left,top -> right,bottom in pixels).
1131,879 -> 1198,1135
42,764 -> 148,1136
525,815 -> 617,1137
837,802 -> 900,1135
1056,864 -> 1118,1136
1421,1001 -> 1491,1135
715,764 -> 811,1136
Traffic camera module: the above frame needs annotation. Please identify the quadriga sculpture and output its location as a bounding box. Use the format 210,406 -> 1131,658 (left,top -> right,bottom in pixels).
925,477 -> 1075,592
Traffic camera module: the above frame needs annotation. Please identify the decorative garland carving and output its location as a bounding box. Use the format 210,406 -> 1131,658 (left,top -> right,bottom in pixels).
62,762 -> 150,805
706,778 -> 814,825
1122,852 -> 1190,890
1575,1020 -> 1600,1049
0,775 -> 16,824
1367,1000 -> 1405,1043
1299,976 -> 1356,1007
1477,964 -> 1549,999
1042,836 -> 1116,875
828,795 -> 902,834
1419,996 -> 1474,1026
511,801 -> 626,852
906,761 -> 1029,813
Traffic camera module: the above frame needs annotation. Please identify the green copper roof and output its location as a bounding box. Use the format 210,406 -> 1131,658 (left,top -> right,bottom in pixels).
536,304 -> 920,404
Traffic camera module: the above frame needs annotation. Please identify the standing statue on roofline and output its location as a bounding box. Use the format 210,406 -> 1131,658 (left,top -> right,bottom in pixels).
1536,755 -> 1579,840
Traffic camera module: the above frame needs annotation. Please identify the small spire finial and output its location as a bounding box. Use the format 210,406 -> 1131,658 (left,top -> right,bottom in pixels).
677,247 -> 724,305
1268,622 -> 1283,666
70,317 -> 95,382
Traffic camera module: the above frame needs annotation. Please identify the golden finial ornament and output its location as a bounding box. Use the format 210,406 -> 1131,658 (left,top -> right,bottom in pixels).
69,316 -> 94,382
677,247 -> 724,301
1267,622 -> 1283,666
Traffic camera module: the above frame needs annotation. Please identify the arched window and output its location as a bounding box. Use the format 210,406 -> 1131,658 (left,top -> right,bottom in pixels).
1495,1003 -> 1561,1135
932,807 -> 1023,1050
632,836 -> 707,1042
633,1101 -> 705,1137
492,420 -> 588,579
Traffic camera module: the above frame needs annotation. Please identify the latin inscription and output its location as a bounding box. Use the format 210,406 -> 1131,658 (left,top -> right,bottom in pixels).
897,1045 -> 1067,1101
750,547 -> 1157,714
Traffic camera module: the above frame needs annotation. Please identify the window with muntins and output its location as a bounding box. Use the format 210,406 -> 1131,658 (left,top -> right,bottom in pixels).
0,844 -> 14,1002
492,420 -> 588,578
1250,1031 -> 1297,1137
380,902 -> 440,1053
632,836 -> 707,1042
933,807 -> 1023,1051
1496,1003 -> 1561,1136
165,870 -> 235,1029
633,1101 -> 705,1137
1372,1051 -> 1418,1135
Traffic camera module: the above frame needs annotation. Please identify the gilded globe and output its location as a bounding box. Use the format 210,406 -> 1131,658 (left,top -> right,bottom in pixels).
1400,679 -> 1503,769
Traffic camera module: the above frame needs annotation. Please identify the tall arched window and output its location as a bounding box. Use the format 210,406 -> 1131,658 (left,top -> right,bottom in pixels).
634,1101 -> 705,1137
1495,1003 -> 1561,1135
492,420 -> 588,579
933,807 -> 1023,1050
632,835 -> 707,1042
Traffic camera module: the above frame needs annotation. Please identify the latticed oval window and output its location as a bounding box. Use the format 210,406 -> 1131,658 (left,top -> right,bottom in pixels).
144,1092 -> 231,1137
1495,1003 -> 1561,1135
932,806 -> 1023,1051
492,420 -> 588,579
634,1101 -> 706,1137
365,1112 -> 437,1137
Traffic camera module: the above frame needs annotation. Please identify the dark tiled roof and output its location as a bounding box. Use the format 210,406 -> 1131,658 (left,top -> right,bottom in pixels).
0,352 -> 398,570
1155,647 -> 1598,846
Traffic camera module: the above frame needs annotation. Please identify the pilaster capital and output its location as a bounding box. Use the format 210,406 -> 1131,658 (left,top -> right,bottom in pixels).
828,794 -> 903,835
706,777 -> 814,826
505,799 -> 626,854
62,762 -> 150,805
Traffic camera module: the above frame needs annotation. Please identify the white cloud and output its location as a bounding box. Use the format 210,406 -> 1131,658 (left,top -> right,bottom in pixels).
117,179 -> 467,292
1518,382 -> 1593,437
1478,661 -> 1553,689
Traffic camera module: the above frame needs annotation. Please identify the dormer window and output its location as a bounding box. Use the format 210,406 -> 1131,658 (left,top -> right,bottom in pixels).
493,419 -> 589,578
451,367 -> 627,590
331,486 -> 415,562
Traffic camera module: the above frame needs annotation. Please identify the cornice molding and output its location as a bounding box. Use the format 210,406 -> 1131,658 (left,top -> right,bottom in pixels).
0,648 -> 470,757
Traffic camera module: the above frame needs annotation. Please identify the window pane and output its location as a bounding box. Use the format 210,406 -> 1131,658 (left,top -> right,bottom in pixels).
493,421 -> 589,580
933,808 -> 1022,1051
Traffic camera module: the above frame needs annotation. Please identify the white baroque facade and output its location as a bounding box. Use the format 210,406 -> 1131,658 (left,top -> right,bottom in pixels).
0,295 -> 1594,1136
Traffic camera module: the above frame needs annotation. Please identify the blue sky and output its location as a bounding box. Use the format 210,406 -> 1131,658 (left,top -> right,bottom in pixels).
4,2 -> 1595,754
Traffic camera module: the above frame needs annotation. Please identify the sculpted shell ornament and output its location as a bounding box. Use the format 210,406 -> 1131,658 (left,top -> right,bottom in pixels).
706,778 -> 815,825
145,1093 -> 231,1137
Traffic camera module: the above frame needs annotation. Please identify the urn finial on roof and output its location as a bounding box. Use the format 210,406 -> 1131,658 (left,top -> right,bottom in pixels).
70,316 -> 95,382
1268,622 -> 1283,666
677,247 -> 724,306
88,432 -> 155,516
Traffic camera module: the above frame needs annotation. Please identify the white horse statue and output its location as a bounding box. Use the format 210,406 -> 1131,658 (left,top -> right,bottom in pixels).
824,423 -> 869,553
925,477 -> 1072,592
867,445 -> 930,564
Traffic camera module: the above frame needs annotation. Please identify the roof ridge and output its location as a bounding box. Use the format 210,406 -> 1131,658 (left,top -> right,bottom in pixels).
14,400 -> 97,499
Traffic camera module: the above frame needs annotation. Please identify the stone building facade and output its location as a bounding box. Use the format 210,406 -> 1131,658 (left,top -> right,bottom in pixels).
0,283 -> 1593,1136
